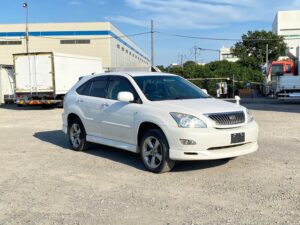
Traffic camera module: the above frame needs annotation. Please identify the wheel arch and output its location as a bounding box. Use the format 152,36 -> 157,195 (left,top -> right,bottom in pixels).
67,113 -> 82,128
136,121 -> 169,153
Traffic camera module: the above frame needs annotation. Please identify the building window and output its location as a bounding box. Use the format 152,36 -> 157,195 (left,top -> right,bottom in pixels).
60,39 -> 90,44
222,53 -> 234,59
117,44 -> 120,49
122,47 -> 124,51
0,41 -> 22,45
126,49 -> 128,53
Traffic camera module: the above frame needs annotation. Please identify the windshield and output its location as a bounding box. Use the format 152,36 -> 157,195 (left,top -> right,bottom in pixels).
271,64 -> 284,76
133,75 -> 210,101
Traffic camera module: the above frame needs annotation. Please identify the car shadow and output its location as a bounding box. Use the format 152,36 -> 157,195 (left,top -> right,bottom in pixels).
33,130 -> 229,172
172,159 -> 229,172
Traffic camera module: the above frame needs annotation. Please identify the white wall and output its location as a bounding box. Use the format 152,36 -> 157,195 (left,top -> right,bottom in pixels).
273,11 -> 300,49
0,22 -> 149,69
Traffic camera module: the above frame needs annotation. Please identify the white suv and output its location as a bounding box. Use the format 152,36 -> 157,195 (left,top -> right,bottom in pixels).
62,72 -> 258,173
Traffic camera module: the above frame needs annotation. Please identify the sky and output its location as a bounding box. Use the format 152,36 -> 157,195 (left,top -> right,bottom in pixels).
1,0 -> 300,66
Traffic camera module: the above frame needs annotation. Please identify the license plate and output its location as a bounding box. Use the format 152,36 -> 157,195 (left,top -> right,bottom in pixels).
231,132 -> 245,144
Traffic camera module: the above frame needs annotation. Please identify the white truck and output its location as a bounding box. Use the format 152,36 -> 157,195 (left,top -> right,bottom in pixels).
14,52 -> 103,106
270,75 -> 300,99
0,65 -> 14,105
266,46 -> 300,99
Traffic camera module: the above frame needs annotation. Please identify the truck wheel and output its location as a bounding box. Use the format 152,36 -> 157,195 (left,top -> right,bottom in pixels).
140,129 -> 175,173
68,118 -> 89,151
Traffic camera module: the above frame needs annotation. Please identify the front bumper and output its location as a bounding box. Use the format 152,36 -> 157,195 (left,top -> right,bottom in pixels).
162,121 -> 259,160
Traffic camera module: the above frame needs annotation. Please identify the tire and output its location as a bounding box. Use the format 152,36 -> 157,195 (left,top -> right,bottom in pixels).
140,129 -> 175,173
68,118 -> 89,151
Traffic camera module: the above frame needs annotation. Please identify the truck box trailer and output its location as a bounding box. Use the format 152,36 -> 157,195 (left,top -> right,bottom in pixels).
271,75 -> 300,99
0,65 -> 14,105
14,52 -> 103,106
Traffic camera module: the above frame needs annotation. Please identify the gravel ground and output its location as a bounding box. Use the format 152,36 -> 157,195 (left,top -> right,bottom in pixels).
0,99 -> 299,225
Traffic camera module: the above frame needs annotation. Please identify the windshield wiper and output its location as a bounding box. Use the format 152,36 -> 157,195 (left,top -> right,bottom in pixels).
174,96 -> 210,100
174,96 -> 189,100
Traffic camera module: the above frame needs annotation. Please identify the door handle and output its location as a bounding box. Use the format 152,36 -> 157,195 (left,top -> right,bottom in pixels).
101,102 -> 109,108
77,99 -> 84,103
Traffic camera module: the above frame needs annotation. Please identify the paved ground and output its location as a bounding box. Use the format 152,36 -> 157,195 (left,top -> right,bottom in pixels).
0,99 -> 299,225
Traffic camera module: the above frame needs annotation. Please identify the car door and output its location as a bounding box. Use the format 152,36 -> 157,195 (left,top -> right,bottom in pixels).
77,76 -> 109,138
100,76 -> 142,145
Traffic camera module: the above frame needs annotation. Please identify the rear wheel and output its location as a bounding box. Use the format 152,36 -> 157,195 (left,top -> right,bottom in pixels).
140,129 -> 175,173
68,118 -> 89,151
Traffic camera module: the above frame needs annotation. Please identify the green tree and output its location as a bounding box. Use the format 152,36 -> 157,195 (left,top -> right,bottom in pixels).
156,65 -> 166,72
232,30 -> 286,70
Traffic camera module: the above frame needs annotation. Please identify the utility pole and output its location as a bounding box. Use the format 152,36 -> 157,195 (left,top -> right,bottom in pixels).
22,2 -> 32,96
266,44 -> 269,64
151,20 -> 154,69
194,46 -> 197,64
232,74 -> 235,97
23,2 -> 29,54
179,54 -> 184,76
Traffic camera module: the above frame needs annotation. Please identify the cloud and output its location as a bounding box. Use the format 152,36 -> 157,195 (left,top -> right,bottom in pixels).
108,0 -> 300,30
104,16 -> 149,27
69,1 -> 84,6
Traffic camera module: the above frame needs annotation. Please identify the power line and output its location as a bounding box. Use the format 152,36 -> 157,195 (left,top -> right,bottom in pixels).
156,31 -> 239,41
155,31 -> 300,42
198,47 -> 220,52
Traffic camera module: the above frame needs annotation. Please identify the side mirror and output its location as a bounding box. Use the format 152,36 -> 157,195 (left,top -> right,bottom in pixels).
201,89 -> 208,94
117,91 -> 134,102
235,95 -> 241,105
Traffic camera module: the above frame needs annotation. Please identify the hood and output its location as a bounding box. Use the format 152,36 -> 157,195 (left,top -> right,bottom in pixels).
152,98 -> 245,115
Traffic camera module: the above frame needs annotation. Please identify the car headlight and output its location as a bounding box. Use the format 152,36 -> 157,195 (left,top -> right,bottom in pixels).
170,112 -> 207,128
247,109 -> 253,123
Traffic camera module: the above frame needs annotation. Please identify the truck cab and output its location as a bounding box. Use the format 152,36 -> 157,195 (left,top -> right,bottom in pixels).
268,60 -> 296,81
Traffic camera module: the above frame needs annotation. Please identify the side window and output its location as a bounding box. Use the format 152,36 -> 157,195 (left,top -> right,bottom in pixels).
76,81 -> 92,96
286,64 -> 292,74
90,77 -> 108,98
107,76 -> 139,101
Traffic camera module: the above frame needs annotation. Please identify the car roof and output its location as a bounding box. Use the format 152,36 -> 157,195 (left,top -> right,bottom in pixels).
92,71 -> 178,77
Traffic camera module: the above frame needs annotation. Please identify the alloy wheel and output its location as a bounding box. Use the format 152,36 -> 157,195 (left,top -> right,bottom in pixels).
142,136 -> 163,169
70,123 -> 82,148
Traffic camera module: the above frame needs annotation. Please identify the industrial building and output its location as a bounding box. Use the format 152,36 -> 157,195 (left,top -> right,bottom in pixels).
0,22 -> 150,70
273,10 -> 300,49
219,47 -> 239,62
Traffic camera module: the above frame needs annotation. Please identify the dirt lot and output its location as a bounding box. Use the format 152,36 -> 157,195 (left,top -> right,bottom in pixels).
0,99 -> 299,225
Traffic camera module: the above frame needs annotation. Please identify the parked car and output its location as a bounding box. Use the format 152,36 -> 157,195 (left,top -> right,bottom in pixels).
62,72 -> 259,173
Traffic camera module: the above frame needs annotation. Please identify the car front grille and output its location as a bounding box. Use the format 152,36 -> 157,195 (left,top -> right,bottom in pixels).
206,111 -> 245,126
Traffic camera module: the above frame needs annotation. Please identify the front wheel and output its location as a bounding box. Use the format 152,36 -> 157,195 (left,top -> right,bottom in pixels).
68,118 -> 89,151
140,129 -> 175,173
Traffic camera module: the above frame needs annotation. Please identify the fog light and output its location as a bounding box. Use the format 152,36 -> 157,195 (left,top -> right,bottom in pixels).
180,139 -> 196,145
